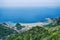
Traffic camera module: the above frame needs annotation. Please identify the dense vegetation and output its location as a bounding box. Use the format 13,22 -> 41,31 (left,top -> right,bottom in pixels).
4,24 -> 60,40
0,23 -> 17,39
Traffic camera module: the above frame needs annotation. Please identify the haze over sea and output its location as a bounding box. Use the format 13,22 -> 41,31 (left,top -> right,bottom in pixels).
0,7 -> 60,23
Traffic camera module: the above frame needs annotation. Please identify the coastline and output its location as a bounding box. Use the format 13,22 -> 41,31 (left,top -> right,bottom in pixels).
21,22 -> 48,26
4,21 -> 49,27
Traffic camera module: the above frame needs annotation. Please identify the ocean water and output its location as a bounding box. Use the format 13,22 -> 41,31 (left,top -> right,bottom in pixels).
0,7 -> 60,23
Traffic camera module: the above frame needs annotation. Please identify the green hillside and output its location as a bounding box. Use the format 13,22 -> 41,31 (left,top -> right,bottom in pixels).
4,24 -> 60,40
0,23 -> 17,39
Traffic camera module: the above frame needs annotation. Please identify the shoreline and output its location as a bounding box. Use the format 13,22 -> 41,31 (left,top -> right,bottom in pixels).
4,21 -> 49,27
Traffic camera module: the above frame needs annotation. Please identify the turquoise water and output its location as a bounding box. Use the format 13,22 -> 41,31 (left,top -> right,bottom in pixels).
0,7 -> 60,23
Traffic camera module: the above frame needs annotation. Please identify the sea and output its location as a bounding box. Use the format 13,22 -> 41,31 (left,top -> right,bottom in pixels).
0,7 -> 60,23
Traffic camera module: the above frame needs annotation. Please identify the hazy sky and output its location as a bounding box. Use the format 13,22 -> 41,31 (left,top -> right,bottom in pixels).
0,0 -> 60,7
